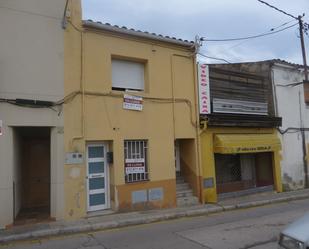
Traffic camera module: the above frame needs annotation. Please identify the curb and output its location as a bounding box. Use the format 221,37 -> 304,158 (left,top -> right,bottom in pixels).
1,193 -> 309,244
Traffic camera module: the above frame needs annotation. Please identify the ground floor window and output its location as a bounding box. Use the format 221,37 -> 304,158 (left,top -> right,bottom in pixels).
215,152 -> 274,194
124,140 -> 148,183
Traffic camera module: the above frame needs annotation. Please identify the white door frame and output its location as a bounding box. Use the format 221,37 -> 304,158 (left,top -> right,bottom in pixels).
86,143 -> 110,212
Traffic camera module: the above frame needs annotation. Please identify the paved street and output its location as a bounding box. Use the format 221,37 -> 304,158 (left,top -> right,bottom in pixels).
2,198 -> 309,249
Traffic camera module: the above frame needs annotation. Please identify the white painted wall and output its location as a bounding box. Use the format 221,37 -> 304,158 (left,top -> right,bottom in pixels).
272,63 -> 309,190
0,0 -> 65,228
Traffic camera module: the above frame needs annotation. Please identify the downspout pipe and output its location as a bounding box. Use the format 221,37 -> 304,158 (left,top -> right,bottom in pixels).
62,0 -> 69,29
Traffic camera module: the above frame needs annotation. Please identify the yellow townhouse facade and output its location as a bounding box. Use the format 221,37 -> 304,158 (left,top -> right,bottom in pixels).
63,0 -> 202,219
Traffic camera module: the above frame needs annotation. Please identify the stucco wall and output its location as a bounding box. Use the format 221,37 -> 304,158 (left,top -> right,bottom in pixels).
64,0 -> 199,219
0,0 -> 65,228
12,130 -> 22,218
272,64 -> 309,190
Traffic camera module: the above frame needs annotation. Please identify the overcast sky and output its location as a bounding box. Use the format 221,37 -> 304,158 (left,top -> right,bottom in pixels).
82,0 -> 309,65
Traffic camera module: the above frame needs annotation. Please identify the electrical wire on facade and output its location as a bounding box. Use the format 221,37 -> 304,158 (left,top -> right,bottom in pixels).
278,127 -> 309,135
54,90 -> 197,128
0,5 -> 60,20
276,81 -> 308,87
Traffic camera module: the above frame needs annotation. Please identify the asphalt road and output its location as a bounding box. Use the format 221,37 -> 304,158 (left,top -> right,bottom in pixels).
2,198 -> 309,249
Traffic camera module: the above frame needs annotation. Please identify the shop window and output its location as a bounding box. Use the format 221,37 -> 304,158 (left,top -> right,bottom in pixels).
215,154 -> 241,184
124,140 -> 148,183
215,153 -> 259,194
112,59 -> 145,91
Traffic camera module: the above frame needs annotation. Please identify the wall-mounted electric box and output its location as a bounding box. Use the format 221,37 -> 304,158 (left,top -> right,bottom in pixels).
65,152 -> 84,164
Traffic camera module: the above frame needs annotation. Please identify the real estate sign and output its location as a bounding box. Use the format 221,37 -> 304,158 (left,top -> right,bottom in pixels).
123,94 -> 143,111
125,158 -> 145,174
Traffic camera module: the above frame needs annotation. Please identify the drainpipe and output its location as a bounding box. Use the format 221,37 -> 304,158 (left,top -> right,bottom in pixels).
170,55 -> 176,143
192,55 -> 203,202
71,31 -> 85,150
62,0 -> 69,29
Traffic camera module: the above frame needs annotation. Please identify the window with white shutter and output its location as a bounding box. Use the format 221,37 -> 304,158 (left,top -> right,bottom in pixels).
112,59 -> 145,91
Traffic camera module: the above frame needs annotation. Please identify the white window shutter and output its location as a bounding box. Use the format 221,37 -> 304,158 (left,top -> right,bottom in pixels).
112,59 -> 145,90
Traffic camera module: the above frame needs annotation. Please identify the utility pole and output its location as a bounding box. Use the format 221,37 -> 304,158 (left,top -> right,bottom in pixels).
298,15 -> 309,81
297,15 -> 309,188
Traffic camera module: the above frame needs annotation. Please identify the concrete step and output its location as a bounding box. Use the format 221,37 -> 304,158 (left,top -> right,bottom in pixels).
177,196 -> 200,207
176,183 -> 190,191
176,177 -> 185,184
176,189 -> 194,198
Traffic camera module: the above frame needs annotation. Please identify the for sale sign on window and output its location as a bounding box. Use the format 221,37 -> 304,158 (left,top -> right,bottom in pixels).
125,158 -> 145,174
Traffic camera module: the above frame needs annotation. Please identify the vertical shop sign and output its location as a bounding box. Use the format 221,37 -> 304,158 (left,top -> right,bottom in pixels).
198,64 -> 211,114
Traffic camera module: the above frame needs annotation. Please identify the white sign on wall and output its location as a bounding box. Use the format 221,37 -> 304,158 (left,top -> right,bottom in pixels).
123,94 -> 143,111
125,158 -> 145,174
198,64 -> 211,114
0,120 -> 2,136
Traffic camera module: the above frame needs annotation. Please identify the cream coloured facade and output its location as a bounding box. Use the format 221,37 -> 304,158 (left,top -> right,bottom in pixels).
0,0 -> 65,228
62,0 -> 201,220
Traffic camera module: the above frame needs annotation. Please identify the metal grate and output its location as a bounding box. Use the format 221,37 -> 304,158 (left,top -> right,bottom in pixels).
215,154 -> 241,184
124,140 -> 149,183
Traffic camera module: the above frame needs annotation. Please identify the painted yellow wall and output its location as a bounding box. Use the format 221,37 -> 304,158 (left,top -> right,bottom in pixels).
200,127 -> 283,203
64,0 -> 200,219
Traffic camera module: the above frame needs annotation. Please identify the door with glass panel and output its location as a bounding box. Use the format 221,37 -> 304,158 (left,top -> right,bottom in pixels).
87,144 -> 109,211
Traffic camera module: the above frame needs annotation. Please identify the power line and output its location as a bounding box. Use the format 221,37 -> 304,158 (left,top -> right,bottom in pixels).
257,0 -> 298,20
257,0 -> 309,29
270,20 -> 295,31
226,20 -> 296,49
200,22 -> 298,42
197,53 -> 231,64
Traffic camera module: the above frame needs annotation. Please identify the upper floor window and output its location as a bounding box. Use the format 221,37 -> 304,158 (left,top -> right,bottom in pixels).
112,59 -> 145,91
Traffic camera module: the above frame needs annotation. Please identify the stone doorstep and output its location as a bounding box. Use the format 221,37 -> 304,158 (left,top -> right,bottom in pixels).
1,191 -> 309,244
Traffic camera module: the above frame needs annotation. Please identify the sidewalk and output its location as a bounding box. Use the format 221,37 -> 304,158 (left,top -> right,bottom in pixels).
1,189 -> 309,244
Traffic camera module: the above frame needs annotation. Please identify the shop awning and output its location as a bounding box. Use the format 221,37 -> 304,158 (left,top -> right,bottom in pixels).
214,134 -> 281,154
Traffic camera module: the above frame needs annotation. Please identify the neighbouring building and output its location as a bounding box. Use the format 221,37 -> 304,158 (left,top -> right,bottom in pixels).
211,60 -> 309,192
0,0 -> 65,228
258,60 -> 308,191
199,63 -> 283,203
63,0 -> 201,220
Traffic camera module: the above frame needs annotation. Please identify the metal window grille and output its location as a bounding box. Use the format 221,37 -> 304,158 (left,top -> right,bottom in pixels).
215,154 -> 242,184
124,140 -> 149,183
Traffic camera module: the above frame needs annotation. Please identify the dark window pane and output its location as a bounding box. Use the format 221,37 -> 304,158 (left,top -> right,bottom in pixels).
89,178 -> 105,190
88,146 -> 104,158
89,193 -> 105,206
89,162 -> 104,174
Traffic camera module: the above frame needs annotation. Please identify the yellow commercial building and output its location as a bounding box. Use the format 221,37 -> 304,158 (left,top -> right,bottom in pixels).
63,0 -> 201,219
199,65 -> 283,203
200,127 -> 282,203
